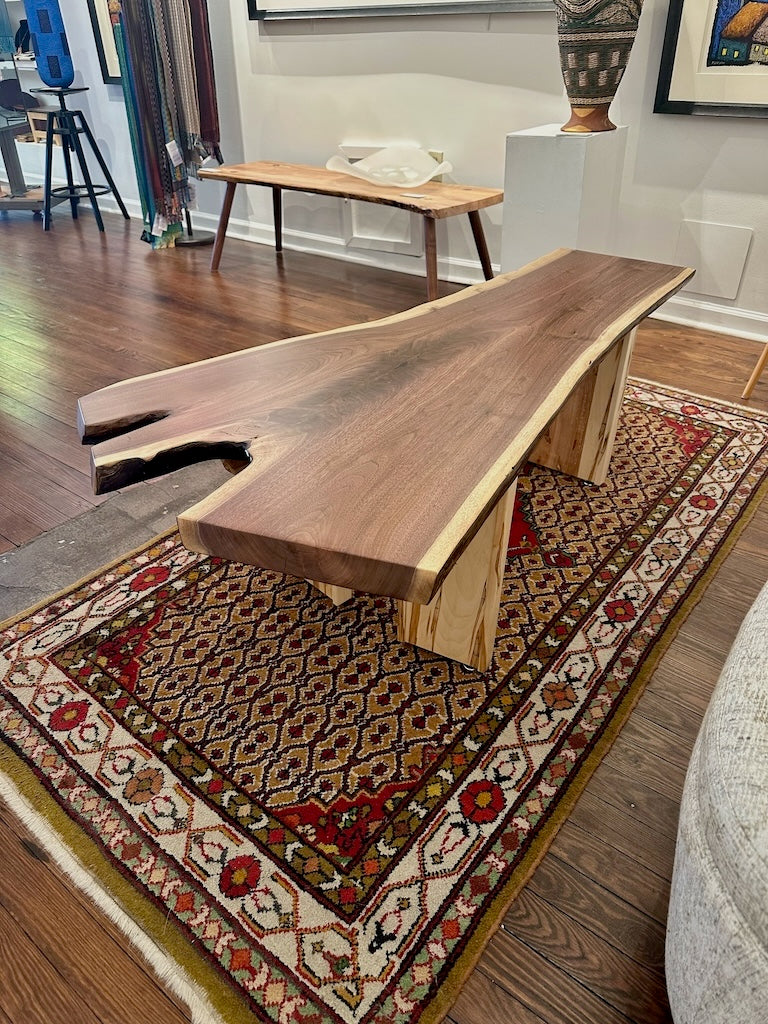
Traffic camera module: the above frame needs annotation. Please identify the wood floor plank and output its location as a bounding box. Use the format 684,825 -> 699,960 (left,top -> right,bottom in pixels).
633,317 -> 767,403
0,427 -> 103,506
577,760 -> 683,843
603,714 -> 690,787
447,968 -> 547,1024
0,802 -> 192,1023
567,788 -> 679,877
522,854 -> 667,976
0,460 -> 96,545
0,390 -> 88,447
632,691 -> 704,747
645,632 -> 726,712
479,926 -> 638,1024
0,370 -> 85,428
499,889 -> 670,1024
0,403 -> 95,477
0,902 -> 105,1024
548,820 -> 672,925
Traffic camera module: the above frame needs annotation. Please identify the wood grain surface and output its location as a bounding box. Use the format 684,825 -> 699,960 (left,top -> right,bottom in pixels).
78,249 -> 692,603
198,160 -> 503,218
395,482 -> 516,669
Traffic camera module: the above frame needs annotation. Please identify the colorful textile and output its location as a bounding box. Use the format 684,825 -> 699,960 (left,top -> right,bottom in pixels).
111,0 -> 222,248
0,1 -> 14,55
1,382 -> 766,1024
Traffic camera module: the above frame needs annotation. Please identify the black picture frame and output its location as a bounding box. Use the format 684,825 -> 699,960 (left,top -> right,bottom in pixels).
86,0 -> 121,84
248,0 -> 552,21
654,0 -> 768,118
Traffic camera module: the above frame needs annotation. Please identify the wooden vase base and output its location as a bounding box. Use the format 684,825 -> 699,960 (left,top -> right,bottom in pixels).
561,104 -> 616,134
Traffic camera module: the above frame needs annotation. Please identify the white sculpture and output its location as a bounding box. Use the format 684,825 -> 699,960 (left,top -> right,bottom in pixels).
326,146 -> 452,188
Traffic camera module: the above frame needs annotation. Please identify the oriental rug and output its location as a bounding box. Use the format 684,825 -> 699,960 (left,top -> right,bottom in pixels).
1,380 -> 767,1024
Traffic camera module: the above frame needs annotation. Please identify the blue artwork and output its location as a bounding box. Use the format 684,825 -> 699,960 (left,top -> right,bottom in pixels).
708,0 -> 768,66
23,0 -> 74,88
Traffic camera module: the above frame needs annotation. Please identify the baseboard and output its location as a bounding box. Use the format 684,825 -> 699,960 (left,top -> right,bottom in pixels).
651,293 -> 768,345
208,210 -> 493,286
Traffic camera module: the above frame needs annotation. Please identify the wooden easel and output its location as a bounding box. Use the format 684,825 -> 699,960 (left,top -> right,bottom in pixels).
742,345 -> 768,401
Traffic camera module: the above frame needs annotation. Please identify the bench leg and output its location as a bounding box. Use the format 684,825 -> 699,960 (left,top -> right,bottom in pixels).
742,342 -> 768,400
308,580 -> 354,606
530,327 -> 636,486
424,216 -> 439,301
210,181 -> 237,271
395,481 -> 516,671
273,186 -> 283,252
468,209 -> 493,281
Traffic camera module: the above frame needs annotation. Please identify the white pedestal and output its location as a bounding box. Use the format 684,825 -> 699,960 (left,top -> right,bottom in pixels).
501,123 -> 629,272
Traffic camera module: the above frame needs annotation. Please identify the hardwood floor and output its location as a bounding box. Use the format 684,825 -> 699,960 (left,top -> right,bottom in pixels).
0,209 -> 766,1024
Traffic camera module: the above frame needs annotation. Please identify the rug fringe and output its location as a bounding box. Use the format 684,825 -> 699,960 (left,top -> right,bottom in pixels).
0,771 -> 225,1024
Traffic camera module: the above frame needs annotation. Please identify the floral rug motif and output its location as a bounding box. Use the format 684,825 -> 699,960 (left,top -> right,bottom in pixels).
1,381 -> 767,1024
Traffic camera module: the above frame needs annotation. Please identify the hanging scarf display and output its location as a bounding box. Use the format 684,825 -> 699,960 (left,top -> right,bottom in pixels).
111,0 -> 222,249
0,2 -> 14,55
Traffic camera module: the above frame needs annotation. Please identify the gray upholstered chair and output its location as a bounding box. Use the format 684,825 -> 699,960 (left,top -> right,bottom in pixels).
665,581 -> 768,1022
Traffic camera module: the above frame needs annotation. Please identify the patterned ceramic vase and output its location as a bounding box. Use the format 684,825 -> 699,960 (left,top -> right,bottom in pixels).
553,0 -> 643,133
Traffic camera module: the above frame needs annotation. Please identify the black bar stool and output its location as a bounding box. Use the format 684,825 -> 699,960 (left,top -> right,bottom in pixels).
31,86 -> 129,231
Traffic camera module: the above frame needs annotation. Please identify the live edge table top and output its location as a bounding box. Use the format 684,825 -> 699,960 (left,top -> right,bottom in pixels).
197,160 -> 504,218
77,249 -> 692,607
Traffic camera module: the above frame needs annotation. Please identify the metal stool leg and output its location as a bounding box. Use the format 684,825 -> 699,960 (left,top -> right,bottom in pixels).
33,89 -> 128,230
76,113 -> 129,220
59,112 -> 80,220
42,112 -> 55,230
68,120 -> 105,231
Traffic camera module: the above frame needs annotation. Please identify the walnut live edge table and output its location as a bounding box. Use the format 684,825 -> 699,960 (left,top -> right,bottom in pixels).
197,160 -> 503,301
77,249 -> 693,672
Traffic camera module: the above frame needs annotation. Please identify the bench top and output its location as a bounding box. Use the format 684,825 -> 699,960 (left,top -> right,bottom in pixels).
78,249 -> 692,604
197,160 -> 503,218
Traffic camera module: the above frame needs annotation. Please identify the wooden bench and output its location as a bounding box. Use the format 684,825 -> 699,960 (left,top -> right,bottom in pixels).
77,249 -> 692,671
197,160 -> 503,301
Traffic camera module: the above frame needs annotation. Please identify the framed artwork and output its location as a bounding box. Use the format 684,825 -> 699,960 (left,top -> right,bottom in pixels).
248,0 -> 552,21
86,0 -> 120,83
655,0 -> 768,117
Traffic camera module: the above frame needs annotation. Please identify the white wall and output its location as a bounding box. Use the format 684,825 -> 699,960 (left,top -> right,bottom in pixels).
212,0 -> 768,340
8,0 -> 767,341
214,3 -> 565,278
611,0 -> 768,338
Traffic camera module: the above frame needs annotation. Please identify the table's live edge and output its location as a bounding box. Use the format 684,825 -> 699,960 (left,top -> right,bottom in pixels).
197,161 -> 504,218
78,249 -> 694,607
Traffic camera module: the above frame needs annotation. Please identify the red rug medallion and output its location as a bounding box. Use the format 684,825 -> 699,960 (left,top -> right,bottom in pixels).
1,381 -> 767,1024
